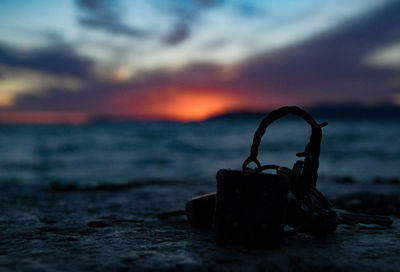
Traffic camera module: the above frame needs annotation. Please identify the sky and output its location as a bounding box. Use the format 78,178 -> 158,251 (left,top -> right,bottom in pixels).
0,0 -> 399,123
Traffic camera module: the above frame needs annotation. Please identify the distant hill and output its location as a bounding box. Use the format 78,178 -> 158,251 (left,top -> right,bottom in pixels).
86,104 -> 400,124
207,105 -> 400,121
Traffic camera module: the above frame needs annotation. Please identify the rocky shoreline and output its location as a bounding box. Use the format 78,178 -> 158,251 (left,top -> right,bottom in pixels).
1,178 -> 399,271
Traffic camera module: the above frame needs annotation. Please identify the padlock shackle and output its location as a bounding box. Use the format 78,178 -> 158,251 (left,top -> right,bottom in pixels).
242,106 -> 327,188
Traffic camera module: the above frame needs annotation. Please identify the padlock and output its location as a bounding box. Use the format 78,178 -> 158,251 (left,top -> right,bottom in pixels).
212,106 -> 333,246
158,106 -> 392,242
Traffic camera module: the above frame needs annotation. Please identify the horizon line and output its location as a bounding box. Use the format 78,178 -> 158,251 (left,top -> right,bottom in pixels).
0,103 -> 399,125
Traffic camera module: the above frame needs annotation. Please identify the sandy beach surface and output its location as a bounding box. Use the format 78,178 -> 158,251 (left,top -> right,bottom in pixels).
1,177 -> 400,272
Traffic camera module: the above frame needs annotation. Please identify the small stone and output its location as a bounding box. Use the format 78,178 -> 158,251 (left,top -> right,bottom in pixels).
87,220 -> 112,228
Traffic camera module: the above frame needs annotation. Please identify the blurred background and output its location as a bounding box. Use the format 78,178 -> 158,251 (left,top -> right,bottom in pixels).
0,0 -> 399,187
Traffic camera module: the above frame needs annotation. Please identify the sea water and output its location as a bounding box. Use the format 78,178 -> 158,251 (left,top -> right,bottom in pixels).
0,118 -> 399,187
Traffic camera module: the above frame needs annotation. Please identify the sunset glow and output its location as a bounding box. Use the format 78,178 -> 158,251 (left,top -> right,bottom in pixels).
114,88 -> 274,121
0,111 -> 89,125
0,1 -> 399,124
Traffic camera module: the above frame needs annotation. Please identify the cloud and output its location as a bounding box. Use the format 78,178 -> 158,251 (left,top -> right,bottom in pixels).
161,0 -> 223,45
2,0 -> 400,121
0,67 -> 82,107
228,0 -> 400,104
75,0 -> 223,45
0,43 -> 92,78
163,21 -> 191,45
233,2 -> 267,17
76,0 -> 147,38
365,41 -> 400,69
0,41 -> 90,110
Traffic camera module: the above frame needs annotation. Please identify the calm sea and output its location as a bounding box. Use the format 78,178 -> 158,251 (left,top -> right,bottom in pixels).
0,118 -> 399,187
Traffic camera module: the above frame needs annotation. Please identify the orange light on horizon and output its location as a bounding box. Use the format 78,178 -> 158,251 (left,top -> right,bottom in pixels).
142,90 -> 243,121
0,111 -> 89,125
0,88 -> 279,124
114,88 -> 276,121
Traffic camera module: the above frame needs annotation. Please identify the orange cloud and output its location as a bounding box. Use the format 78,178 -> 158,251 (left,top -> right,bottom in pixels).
113,88 -> 276,121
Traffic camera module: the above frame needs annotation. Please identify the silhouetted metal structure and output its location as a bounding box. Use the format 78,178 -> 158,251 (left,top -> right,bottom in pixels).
158,106 -> 392,247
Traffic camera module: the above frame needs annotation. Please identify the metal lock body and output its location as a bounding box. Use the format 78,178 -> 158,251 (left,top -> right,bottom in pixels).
213,169 -> 290,247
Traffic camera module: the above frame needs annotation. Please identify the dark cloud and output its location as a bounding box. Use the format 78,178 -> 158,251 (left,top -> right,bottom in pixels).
13,86 -> 115,113
9,74 -> 168,115
163,22 -> 191,45
78,17 -> 146,37
194,0 -> 224,8
42,31 -> 65,44
162,0 -> 223,45
0,43 -> 92,78
228,0 -> 400,104
76,0 -> 147,38
76,0 -> 223,45
158,0 -> 400,104
5,0 -> 400,116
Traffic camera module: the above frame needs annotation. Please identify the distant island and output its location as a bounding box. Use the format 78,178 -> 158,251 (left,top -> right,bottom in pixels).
84,104 -> 400,124
206,104 -> 400,121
